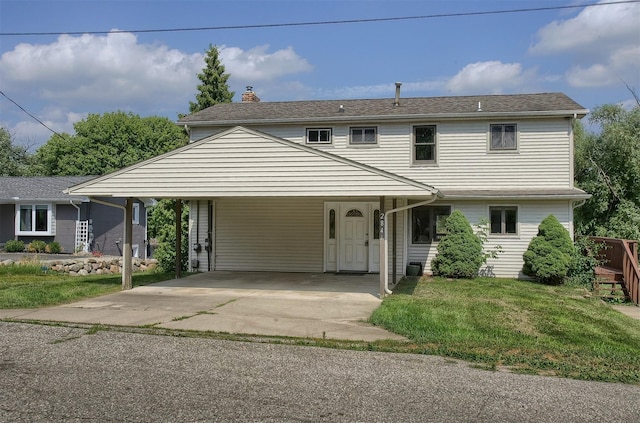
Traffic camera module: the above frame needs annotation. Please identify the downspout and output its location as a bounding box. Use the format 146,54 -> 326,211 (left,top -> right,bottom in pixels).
69,200 -> 81,253
381,196 -> 438,297
69,200 -> 81,221
392,198 -> 397,285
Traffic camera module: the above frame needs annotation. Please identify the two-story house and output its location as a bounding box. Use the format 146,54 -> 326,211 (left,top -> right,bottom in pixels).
66,85 -> 589,292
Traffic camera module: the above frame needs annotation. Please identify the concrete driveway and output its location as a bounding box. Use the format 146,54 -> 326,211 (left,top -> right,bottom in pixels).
1,271 -> 405,342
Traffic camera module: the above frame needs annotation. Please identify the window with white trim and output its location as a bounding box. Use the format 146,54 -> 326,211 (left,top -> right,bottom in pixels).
490,124 -> 517,151
490,206 -> 518,234
350,127 -> 377,145
411,205 -> 451,244
413,125 -> 437,164
16,204 -> 53,235
306,128 -> 332,144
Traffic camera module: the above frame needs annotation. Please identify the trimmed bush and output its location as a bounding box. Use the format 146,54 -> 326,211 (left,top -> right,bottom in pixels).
4,240 -> 25,253
45,241 -> 62,254
431,210 -> 484,279
26,240 -> 47,253
523,214 -> 573,285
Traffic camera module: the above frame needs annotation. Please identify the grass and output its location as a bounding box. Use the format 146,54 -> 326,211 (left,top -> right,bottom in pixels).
370,277 -> 640,384
0,264 -> 177,309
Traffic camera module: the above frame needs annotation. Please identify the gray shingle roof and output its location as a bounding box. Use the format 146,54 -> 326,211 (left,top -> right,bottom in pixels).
178,92 -> 587,125
0,176 -> 95,201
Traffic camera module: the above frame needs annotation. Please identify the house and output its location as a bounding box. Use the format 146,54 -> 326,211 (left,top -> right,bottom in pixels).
0,176 -> 149,257
66,86 -> 590,294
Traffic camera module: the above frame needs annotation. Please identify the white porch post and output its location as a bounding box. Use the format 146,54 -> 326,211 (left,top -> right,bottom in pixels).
379,196 -> 387,298
175,199 -> 182,279
122,198 -> 133,290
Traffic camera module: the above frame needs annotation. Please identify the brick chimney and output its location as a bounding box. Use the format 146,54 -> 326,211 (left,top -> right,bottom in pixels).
241,86 -> 260,103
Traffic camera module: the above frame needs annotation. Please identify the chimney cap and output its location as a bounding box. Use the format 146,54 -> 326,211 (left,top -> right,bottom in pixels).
245,86 -> 253,92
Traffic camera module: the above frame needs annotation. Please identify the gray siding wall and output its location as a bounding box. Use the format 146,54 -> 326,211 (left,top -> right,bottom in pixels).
89,199 -> 147,257
55,204 -> 79,253
0,204 -> 14,243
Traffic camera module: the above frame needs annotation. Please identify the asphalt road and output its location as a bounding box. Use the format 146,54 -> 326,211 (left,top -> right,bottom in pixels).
1,322 -> 638,423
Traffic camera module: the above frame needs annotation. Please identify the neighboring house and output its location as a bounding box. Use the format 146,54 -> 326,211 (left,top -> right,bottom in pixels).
0,176 -> 149,257
66,87 -> 590,285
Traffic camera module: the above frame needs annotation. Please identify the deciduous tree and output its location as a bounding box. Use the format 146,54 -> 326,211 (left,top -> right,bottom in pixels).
0,127 -> 33,176
574,103 -> 640,240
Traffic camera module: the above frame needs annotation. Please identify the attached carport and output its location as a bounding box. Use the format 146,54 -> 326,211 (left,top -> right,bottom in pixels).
66,126 -> 440,297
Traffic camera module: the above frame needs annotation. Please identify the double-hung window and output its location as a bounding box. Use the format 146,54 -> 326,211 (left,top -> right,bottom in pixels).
307,128 -> 332,144
413,125 -> 437,164
490,124 -> 517,151
411,205 -> 451,244
350,127 -> 377,145
16,204 -> 53,235
490,206 -> 518,235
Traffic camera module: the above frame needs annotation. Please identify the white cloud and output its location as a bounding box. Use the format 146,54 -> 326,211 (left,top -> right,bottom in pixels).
220,45 -> 312,81
445,61 -> 536,94
0,32 -> 314,147
530,0 -> 640,88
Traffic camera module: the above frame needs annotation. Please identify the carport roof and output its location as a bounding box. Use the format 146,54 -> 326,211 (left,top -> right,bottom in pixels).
66,126 -> 439,199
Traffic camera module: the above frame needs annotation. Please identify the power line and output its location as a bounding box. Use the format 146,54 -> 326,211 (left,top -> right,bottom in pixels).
0,90 -> 64,138
1,1 -> 637,36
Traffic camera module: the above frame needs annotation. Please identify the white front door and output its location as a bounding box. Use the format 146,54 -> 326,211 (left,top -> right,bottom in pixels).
340,206 -> 368,272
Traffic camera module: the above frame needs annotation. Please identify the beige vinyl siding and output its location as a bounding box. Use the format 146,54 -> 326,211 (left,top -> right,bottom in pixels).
238,119 -> 573,190
406,200 -> 573,278
70,128 -> 436,198
214,197 -> 324,272
189,200 -> 211,272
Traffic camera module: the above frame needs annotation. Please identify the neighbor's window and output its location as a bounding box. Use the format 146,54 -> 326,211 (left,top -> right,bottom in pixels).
411,205 -> 451,244
350,127 -> 377,144
490,206 -> 518,234
307,128 -> 332,144
132,202 -> 140,225
490,124 -> 517,151
16,204 -> 52,235
414,125 -> 437,164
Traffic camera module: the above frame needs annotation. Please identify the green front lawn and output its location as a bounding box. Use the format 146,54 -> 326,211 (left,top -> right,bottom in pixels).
370,277 -> 640,384
0,264 -> 176,309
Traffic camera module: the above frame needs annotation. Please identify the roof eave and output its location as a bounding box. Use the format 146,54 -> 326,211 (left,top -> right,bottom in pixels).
179,109 -> 590,127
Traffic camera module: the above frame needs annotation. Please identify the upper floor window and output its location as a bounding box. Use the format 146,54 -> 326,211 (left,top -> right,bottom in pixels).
413,125 -> 437,164
350,127 -> 377,145
307,128 -> 332,144
490,206 -> 518,234
490,124 -> 517,151
411,205 -> 451,244
16,204 -> 53,235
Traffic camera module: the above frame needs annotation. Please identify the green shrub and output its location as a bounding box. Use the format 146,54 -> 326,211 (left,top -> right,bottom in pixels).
4,240 -> 25,253
26,240 -> 47,253
566,236 -> 606,288
45,241 -> 62,254
431,210 -> 484,279
523,215 -> 573,285
153,241 -> 188,273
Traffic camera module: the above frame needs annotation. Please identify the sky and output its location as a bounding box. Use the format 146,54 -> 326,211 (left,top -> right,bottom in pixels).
1,0 -> 639,150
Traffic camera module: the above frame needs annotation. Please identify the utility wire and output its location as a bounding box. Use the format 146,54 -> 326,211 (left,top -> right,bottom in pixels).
1,0 -> 637,36
0,90 -> 64,138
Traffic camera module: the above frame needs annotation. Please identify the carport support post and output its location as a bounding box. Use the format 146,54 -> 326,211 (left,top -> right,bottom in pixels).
122,198 -> 133,290
175,199 -> 182,279
379,196 -> 387,298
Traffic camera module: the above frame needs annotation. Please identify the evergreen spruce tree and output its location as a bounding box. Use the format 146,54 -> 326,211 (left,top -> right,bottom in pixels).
522,214 -> 574,285
188,44 -> 234,114
431,210 -> 484,279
